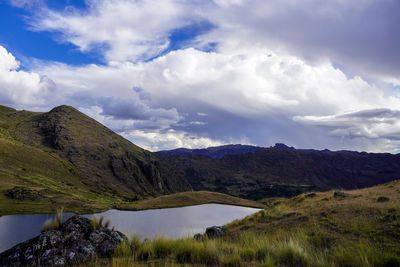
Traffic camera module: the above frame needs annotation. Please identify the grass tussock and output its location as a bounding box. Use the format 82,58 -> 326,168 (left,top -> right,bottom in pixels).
40,208 -> 63,232
91,215 -> 111,230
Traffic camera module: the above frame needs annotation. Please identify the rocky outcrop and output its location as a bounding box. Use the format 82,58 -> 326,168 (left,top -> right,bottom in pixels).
0,216 -> 126,267
4,186 -> 42,201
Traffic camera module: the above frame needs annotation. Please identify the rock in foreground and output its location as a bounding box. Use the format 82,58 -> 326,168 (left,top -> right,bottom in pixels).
0,216 -> 126,267
205,226 -> 225,239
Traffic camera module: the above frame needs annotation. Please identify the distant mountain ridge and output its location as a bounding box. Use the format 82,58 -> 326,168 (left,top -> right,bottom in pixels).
156,144 -> 400,200
157,144 -> 264,158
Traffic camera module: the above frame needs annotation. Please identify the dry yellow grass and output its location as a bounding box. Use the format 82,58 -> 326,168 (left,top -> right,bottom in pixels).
226,180 -> 400,255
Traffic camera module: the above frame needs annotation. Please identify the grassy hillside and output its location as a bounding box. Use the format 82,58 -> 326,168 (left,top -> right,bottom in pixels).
0,105 -> 191,215
157,145 -> 400,200
89,181 -> 400,266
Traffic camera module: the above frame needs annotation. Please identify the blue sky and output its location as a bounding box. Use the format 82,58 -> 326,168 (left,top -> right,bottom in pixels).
0,0 -> 214,66
0,1 -> 102,66
1,0 -> 400,152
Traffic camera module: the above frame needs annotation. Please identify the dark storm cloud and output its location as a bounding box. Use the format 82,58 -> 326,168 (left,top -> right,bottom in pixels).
295,108 -> 400,142
98,97 -> 181,127
207,0 -> 400,78
339,109 -> 400,120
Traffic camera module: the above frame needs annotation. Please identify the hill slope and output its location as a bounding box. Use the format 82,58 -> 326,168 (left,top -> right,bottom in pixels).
157,144 -> 400,200
0,105 -> 191,214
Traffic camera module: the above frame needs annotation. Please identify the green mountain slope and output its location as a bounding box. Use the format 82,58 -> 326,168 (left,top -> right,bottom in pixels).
0,105 -> 191,214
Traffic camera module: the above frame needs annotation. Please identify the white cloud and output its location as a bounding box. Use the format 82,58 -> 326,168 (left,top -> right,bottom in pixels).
8,0 -> 42,8
0,46 -> 53,107
122,129 -> 224,152
30,0 -> 204,62
6,0 -> 400,152
28,46 -> 400,151
137,47 -> 400,117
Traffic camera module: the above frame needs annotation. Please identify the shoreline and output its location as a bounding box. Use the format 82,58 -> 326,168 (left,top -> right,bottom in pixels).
0,190 -> 265,216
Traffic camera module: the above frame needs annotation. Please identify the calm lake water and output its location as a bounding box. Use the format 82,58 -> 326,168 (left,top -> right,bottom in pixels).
0,204 -> 260,253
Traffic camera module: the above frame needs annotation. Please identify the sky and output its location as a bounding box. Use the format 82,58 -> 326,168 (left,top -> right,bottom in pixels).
0,0 -> 400,152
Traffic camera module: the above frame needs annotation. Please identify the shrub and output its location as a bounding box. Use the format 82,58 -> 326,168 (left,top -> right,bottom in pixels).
129,235 -> 141,252
136,241 -> 154,261
377,196 -> 390,202
259,254 -> 275,267
332,243 -> 372,267
153,237 -> 173,258
173,239 -> 219,265
240,247 -> 256,261
174,240 -> 193,263
276,240 -> 309,267
221,253 -> 242,267
379,253 -> 400,267
91,215 -> 108,230
114,241 -> 131,257
91,216 -> 99,230
41,218 -> 56,232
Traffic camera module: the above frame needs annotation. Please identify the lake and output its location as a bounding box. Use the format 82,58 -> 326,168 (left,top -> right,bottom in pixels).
0,204 -> 260,253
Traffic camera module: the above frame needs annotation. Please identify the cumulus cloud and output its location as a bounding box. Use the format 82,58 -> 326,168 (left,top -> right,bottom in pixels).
5,0 -> 400,152
121,129 -> 224,152
27,46 -> 400,151
0,46 -> 54,108
29,0 -> 206,62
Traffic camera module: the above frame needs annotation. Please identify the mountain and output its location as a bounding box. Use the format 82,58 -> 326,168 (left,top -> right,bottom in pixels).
0,105 -> 191,214
158,144 -> 264,159
156,144 -> 400,200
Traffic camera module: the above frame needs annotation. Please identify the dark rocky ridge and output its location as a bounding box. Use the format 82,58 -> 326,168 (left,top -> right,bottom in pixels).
0,216 -> 126,266
158,144 -> 264,159
157,144 -> 400,200
14,105 -> 191,199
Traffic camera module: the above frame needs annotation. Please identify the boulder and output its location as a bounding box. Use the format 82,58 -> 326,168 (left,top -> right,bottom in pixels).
205,226 -> 225,239
333,190 -> 346,198
305,192 -> 317,198
0,216 -> 126,267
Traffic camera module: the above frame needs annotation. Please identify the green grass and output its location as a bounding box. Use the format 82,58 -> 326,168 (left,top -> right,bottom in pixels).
83,229 -> 400,266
